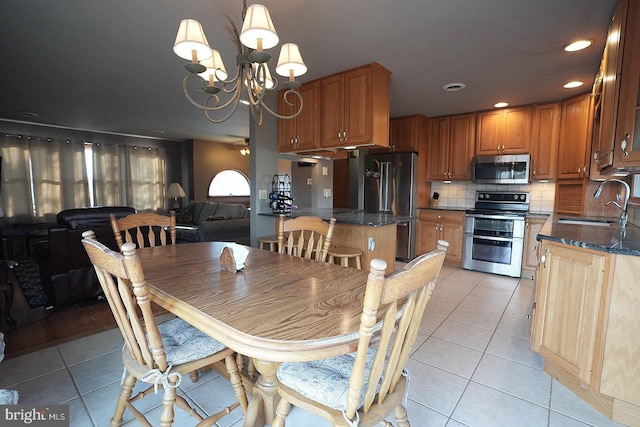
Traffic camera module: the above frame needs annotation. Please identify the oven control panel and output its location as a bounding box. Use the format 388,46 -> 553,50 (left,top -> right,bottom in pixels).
476,192 -> 529,203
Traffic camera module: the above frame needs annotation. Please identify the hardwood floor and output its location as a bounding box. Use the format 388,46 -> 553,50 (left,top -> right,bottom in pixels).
2,300 -> 116,360
1,274 -> 117,359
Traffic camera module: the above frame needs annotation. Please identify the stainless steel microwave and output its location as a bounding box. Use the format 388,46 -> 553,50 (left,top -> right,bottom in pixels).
472,154 -> 530,184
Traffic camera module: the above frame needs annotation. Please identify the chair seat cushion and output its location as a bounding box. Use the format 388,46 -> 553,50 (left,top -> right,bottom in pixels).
277,348 -> 378,412
0,389 -> 19,405
158,318 -> 226,365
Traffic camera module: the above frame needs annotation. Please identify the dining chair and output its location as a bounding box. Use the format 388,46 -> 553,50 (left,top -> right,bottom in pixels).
276,214 -> 336,262
273,240 -> 449,427
81,230 -> 248,427
110,211 -> 177,250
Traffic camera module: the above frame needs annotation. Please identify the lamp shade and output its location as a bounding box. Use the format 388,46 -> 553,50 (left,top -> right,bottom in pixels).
239,4 -> 279,51
167,182 -> 186,199
199,49 -> 228,82
173,19 -> 212,62
276,43 -> 307,77
247,63 -> 275,90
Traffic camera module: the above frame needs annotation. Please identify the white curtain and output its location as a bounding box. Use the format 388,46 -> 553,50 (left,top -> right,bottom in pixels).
0,135 -> 89,223
93,144 -> 166,211
1,134 -> 167,222
92,143 -> 127,207
125,146 -> 167,212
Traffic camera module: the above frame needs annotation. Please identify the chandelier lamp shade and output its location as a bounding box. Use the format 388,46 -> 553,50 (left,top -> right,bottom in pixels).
173,1 -> 308,126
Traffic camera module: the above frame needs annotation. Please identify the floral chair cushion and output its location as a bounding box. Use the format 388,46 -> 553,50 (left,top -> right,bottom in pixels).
0,389 -> 19,405
276,348 -> 378,412
157,318 -> 226,365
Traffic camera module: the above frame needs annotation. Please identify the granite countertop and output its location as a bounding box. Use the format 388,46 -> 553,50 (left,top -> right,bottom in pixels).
537,214 -> 640,256
258,208 -> 415,226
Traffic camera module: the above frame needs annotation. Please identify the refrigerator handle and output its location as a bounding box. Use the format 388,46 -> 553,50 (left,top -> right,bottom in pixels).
377,162 -> 384,211
382,162 -> 391,212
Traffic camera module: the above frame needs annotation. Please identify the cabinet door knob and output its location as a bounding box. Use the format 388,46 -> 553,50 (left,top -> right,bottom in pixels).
621,134 -> 630,157
541,248 -> 550,268
343,129 -> 348,142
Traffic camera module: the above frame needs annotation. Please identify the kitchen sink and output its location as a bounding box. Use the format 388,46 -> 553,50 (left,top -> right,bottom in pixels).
557,217 -> 614,227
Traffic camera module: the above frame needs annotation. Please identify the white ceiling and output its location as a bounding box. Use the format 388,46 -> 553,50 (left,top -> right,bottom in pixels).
0,0 -> 617,143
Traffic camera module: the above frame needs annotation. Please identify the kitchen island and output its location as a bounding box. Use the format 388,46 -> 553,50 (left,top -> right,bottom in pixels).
259,208 -> 415,273
532,214 -> 640,426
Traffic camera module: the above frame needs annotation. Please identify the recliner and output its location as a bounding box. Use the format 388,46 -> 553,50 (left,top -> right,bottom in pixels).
31,206 -> 136,306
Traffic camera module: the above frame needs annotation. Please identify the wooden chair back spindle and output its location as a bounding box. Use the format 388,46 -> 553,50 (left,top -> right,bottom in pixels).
110,211 -> 176,250
275,240 -> 449,426
276,215 -> 336,262
82,230 -> 167,373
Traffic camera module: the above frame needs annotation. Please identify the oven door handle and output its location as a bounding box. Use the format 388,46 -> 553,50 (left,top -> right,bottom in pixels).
468,235 -> 523,243
465,214 -> 524,221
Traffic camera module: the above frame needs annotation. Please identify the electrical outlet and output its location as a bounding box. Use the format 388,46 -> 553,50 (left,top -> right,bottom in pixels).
259,189 -> 267,200
307,178 -> 312,185
368,237 -> 375,251
323,189 -> 332,198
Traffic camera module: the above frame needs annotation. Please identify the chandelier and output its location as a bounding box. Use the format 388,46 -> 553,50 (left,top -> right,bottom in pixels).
173,1 -> 307,126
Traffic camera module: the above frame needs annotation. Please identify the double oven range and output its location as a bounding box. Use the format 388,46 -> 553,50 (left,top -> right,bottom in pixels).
463,191 -> 529,278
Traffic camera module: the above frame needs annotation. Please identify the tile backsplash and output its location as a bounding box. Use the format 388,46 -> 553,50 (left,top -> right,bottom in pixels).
430,181 -> 556,213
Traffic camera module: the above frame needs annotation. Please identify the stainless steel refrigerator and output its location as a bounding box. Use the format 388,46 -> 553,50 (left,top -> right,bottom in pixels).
364,152 -> 417,261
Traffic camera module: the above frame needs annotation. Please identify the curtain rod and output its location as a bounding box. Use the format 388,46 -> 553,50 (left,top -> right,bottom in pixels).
2,133 -> 165,151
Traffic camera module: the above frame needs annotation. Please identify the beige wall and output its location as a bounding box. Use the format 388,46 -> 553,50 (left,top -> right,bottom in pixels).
192,140 -> 250,200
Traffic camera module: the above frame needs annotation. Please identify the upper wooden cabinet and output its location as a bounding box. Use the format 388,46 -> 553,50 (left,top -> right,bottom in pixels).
371,114 -> 426,153
320,63 -> 391,149
592,0 -> 640,174
475,106 -> 532,155
557,93 -> 593,180
530,103 -> 561,180
278,81 -> 319,153
425,113 -> 475,181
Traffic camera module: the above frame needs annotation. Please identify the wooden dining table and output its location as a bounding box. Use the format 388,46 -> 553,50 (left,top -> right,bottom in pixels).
137,241 -> 375,427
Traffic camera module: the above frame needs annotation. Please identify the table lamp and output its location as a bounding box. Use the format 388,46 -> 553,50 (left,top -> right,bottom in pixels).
167,183 -> 186,210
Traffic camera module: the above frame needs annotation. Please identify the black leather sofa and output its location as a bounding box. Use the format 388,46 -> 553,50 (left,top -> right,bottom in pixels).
32,206 -> 135,307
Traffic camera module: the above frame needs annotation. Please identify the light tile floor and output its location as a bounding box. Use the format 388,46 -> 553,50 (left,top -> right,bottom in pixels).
0,266 -> 629,427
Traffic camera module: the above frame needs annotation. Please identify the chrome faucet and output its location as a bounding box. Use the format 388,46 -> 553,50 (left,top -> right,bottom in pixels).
594,179 -> 630,227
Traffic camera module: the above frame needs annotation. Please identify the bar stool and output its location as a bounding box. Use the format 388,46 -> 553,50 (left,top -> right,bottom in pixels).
258,235 -> 279,252
327,247 -> 363,269
0,260 -> 18,329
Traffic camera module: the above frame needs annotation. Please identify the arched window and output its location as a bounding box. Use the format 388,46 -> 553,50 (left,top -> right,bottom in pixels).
208,169 -> 250,196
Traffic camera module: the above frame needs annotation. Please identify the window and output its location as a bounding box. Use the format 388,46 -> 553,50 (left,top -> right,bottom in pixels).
632,174 -> 640,201
0,135 -> 166,222
208,170 -> 250,196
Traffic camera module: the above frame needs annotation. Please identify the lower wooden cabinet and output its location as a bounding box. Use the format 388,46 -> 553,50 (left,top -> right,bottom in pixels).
521,215 -> 548,279
416,209 -> 464,265
532,240 -> 610,388
531,239 -> 640,424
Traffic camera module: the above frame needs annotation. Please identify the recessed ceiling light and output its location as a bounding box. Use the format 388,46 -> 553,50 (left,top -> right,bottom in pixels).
17,111 -> 38,118
151,130 -> 166,135
494,102 -> 509,108
563,40 -> 592,52
443,82 -> 466,92
564,81 -> 584,89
